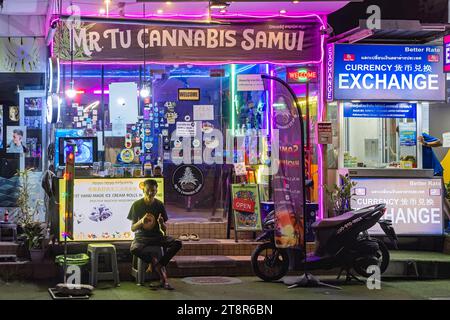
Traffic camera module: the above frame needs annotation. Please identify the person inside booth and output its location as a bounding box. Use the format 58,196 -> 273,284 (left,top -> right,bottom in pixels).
128,179 -> 182,290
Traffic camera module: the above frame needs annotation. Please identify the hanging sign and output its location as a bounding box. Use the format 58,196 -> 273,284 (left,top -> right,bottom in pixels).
343,102 -> 417,119
210,69 -> 225,77
326,44 -> 335,101
231,184 -> 262,231
237,74 -> 264,91
54,18 -> 322,63
334,44 -> 446,101
286,66 -> 318,83
178,88 -> 200,101
317,122 -> 332,144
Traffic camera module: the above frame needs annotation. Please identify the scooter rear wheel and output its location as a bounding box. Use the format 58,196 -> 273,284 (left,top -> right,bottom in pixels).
354,239 -> 390,277
251,242 -> 289,282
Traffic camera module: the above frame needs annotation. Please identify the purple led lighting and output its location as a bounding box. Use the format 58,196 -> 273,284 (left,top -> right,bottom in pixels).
77,12 -> 328,20
55,13 -> 326,66
317,15 -> 327,221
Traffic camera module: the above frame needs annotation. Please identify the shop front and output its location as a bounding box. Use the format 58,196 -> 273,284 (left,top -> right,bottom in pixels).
328,43 -> 446,236
48,14 -> 327,242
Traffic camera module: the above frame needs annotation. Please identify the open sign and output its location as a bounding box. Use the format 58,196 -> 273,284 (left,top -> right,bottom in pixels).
232,198 -> 256,213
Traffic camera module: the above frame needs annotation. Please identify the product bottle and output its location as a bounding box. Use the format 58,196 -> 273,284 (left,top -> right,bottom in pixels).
4,209 -> 9,222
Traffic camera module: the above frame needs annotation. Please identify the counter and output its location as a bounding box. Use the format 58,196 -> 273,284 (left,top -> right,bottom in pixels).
340,168 -> 444,236
58,177 -> 164,241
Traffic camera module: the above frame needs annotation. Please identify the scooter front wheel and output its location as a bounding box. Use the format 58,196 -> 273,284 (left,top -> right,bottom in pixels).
251,242 -> 289,282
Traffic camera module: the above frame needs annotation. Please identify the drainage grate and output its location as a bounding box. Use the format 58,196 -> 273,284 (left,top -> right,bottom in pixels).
182,276 -> 243,285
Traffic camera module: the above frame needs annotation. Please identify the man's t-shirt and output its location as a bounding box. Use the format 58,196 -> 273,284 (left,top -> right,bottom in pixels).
422,133 -> 444,176
127,198 -> 168,240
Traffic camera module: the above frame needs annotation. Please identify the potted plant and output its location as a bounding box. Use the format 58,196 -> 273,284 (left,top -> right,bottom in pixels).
325,174 -> 358,217
16,169 -> 47,261
21,221 -> 46,261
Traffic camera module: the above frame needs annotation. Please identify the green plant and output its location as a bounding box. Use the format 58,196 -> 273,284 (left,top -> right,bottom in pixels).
325,174 -> 358,216
445,182 -> 450,201
16,169 -> 45,250
20,222 -> 45,250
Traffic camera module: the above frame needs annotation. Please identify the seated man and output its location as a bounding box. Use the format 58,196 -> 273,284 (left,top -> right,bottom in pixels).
128,179 -> 182,290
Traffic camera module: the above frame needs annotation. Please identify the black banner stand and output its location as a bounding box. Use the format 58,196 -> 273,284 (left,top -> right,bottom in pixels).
261,75 -> 341,291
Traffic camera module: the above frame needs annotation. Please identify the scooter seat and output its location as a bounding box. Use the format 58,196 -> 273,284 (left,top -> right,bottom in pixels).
312,206 -> 376,229
312,212 -> 356,229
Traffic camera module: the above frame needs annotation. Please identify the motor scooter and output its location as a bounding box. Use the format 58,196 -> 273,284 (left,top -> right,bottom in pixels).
251,203 -> 398,282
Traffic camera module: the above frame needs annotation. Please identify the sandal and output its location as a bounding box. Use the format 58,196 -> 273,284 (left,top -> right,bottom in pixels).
162,282 -> 175,290
179,234 -> 190,241
149,282 -> 164,290
188,233 -> 200,241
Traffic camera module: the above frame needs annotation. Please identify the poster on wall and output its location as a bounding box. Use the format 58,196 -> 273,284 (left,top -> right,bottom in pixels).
109,82 -> 139,137
172,165 -> 204,196
333,44 -> 446,101
399,122 -> 417,167
24,97 -> 43,111
231,184 -> 262,231
0,38 -> 47,73
6,126 -> 27,154
9,106 -> 19,122
352,178 -> 443,235
59,178 -> 164,241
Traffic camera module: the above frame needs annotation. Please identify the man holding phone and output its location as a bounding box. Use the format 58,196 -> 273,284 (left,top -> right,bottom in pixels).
128,179 -> 182,290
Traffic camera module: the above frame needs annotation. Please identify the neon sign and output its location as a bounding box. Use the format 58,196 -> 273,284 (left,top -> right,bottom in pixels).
286,67 -> 318,83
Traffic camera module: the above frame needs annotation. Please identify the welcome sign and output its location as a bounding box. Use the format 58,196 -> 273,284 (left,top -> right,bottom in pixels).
333,44 -> 446,101
54,18 -> 322,63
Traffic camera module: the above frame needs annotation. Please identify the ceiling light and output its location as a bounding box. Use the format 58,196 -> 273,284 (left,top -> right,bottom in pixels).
66,88 -> 77,99
279,9 -> 287,14
220,9 -> 227,14
66,81 -> 77,99
140,84 -> 150,98
293,1 -> 299,3
99,8 -> 106,15
210,1 -> 229,9
166,1 -> 172,4
157,9 -> 163,14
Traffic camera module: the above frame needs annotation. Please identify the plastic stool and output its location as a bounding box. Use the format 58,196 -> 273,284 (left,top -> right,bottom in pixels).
87,244 -> 120,287
131,246 -> 164,286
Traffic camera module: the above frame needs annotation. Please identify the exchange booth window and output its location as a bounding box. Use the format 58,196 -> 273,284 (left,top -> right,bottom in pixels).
343,102 -> 418,169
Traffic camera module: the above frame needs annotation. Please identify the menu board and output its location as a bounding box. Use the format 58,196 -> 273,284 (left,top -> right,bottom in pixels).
231,184 -> 262,231
59,178 -> 164,241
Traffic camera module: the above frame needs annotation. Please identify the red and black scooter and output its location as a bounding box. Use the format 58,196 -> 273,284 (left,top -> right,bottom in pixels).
251,203 -> 398,282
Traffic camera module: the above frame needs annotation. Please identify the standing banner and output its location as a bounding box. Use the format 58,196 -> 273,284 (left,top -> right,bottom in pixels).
231,184 -> 262,231
264,76 -> 305,249
333,44 -> 445,101
54,18 -> 323,63
59,178 -> 164,241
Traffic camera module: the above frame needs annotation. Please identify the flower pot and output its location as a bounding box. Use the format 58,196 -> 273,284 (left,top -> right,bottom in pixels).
29,249 -> 45,262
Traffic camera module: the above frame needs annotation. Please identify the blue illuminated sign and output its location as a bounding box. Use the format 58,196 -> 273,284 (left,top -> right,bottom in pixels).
343,102 -> 417,119
334,44 -> 445,101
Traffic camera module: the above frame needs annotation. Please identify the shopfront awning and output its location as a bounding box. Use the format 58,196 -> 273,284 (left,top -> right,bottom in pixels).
329,20 -> 450,45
